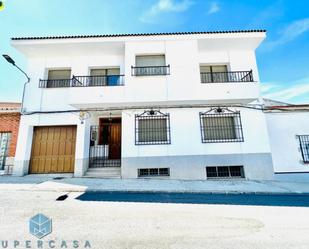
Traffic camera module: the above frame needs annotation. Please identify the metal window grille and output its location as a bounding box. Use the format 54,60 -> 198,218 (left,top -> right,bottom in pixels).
200,108 -> 244,143
135,110 -> 171,145
138,168 -> 170,177
206,166 -> 245,179
0,132 -> 11,170
298,135 -> 309,163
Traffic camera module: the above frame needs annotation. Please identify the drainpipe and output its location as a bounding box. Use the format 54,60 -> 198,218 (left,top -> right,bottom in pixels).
20,74 -> 30,114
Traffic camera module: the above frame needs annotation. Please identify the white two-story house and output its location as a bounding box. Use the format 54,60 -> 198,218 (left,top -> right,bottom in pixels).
11,30 -> 274,180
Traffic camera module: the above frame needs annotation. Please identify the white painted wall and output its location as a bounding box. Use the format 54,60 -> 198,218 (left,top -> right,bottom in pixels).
13,113 -> 90,176
24,53 -> 125,112
14,106 -> 272,178
266,112 -> 309,174
122,107 -> 271,158
12,32 -> 272,179
19,35 -> 262,112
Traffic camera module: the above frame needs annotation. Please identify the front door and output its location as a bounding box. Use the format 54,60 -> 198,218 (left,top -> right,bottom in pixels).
99,118 -> 121,160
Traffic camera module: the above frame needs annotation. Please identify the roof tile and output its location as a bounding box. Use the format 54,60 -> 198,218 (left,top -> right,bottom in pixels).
11,30 -> 266,41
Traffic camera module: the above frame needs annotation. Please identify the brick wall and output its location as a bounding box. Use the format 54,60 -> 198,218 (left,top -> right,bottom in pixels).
0,113 -> 20,157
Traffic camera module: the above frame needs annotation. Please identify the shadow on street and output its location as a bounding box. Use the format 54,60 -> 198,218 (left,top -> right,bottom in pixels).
76,191 -> 309,207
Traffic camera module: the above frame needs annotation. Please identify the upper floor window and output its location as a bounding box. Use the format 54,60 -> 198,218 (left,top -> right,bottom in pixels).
89,68 -> 121,86
132,55 -> 170,76
200,65 -> 228,83
135,110 -> 171,145
46,69 -> 71,88
200,107 -> 244,143
200,65 -> 253,83
298,135 -> 309,163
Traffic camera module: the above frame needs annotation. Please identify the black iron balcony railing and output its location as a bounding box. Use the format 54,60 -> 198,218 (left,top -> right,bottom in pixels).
131,65 -> 170,76
200,70 -> 253,83
39,79 -> 72,88
39,75 -> 125,88
72,75 -> 124,87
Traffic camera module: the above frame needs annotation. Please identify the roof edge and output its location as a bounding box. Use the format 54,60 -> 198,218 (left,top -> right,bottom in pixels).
11,30 -> 267,41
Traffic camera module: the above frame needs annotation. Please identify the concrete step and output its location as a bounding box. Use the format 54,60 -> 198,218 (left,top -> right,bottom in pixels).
85,167 -> 121,178
84,173 -> 121,179
87,167 -> 121,171
87,168 -> 121,173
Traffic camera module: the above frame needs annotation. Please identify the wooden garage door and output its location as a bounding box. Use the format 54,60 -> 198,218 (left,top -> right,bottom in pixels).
29,126 -> 77,174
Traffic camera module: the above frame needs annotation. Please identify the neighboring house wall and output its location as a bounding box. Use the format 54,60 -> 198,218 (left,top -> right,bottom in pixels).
265,110 -> 309,182
0,103 -> 21,174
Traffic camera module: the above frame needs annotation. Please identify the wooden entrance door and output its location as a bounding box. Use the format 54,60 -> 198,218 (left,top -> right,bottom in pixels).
29,126 -> 76,173
99,118 -> 121,160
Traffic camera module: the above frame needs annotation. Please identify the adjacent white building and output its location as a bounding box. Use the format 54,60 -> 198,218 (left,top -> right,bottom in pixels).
265,105 -> 309,182
11,30 -> 276,180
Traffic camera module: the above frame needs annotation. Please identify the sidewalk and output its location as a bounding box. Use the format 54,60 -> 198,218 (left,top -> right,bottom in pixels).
1,175 -> 309,194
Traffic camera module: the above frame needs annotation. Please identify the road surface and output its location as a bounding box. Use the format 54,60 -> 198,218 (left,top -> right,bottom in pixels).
0,189 -> 309,249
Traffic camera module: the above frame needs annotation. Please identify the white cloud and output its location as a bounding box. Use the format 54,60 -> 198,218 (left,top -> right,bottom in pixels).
140,0 -> 194,23
264,18 -> 309,50
207,2 -> 220,15
260,83 -> 278,94
261,77 -> 309,103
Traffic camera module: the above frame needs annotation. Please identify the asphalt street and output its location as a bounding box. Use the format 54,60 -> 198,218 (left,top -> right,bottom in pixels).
1,188 -> 309,249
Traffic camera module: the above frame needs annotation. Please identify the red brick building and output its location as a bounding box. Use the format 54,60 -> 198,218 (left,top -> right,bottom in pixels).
0,103 -> 21,174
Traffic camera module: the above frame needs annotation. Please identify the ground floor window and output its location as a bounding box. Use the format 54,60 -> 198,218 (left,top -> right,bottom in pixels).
0,132 -> 11,170
138,168 -> 170,177
135,110 -> 171,145
206,166 -> 245,179
200,108 -> 244,143
298,135 -> 309,163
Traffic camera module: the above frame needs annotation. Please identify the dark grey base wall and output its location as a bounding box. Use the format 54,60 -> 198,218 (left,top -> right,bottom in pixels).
122,153 -> 274,180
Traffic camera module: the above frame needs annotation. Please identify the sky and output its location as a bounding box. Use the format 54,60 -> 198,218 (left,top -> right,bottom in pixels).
0,0 -> 308,104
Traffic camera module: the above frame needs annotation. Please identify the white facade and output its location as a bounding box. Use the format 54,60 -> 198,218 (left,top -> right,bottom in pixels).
265,108 -> 309,182
11,31 -> 276,180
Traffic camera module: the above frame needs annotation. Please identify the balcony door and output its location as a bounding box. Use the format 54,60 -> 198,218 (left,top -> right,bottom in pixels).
47,69 -> 71,87
135,55 -> 166,67
200,65 -> 228,83
90,68 -> 120,86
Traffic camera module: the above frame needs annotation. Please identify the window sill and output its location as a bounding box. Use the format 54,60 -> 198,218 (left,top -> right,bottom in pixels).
138,176 -> 170,179
135,142 -> 171,145
202,139 -> 244,143
206,177 -> 245,180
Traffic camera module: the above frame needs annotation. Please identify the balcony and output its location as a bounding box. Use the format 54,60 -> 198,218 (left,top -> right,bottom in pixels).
200,70 -> 253,83
131,65 -> 170,76
39,75 -> 124,88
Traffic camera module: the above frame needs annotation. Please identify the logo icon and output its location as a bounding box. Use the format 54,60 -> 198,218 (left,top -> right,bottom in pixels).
29,213 -> 52,239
